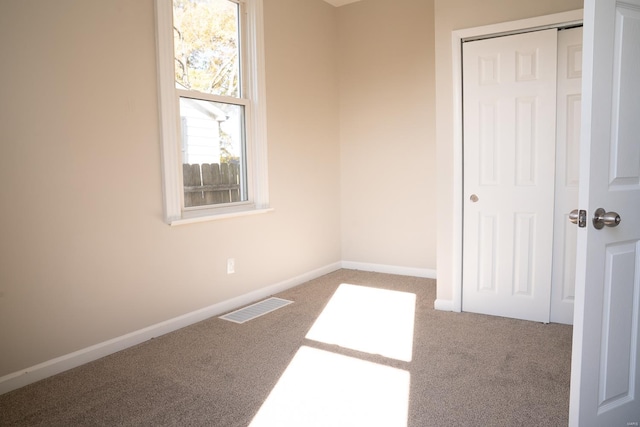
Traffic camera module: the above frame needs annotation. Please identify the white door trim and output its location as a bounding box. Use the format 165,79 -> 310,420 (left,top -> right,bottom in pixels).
450,9 -> 584,312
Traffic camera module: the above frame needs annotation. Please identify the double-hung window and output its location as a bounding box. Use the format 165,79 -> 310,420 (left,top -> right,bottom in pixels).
155,0 -> 269,225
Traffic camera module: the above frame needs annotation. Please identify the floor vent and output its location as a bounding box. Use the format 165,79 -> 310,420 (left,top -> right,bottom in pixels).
219,297 -> 293,324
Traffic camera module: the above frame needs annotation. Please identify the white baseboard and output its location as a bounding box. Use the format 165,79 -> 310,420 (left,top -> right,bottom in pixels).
341,261 -> 437,279
0,262 -> 342,396
0,261 -> 436,394
434,299 -> 454,311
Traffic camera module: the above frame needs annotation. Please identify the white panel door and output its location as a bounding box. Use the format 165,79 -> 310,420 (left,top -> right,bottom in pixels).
569,0 -> 640,424
550,27 -> 583,325
462,29 -> 558,322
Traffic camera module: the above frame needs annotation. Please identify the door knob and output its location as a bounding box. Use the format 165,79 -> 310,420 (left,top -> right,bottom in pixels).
592,208 -> 621,229
569,209 -> 579,224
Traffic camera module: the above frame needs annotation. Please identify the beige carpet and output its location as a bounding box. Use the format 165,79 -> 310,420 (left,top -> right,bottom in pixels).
0,269 -> 572,426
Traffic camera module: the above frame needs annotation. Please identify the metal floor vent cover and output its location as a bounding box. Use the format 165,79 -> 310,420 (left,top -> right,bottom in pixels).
219,297 -> 293,324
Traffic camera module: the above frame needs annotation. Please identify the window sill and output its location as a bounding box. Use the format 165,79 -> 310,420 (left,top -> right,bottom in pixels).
169,207 -> 274,226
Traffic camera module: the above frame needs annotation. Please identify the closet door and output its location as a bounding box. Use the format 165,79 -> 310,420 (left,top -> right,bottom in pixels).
550,27 -> 582,324
462,29 -> 558,322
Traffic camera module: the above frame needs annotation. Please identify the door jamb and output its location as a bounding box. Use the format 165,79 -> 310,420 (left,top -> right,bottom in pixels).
451,9 -> 583,312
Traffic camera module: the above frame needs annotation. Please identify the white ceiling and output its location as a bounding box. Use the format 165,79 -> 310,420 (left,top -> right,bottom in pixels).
323,0 -> 363,7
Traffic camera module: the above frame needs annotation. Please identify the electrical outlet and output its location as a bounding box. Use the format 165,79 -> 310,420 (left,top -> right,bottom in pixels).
227,258 -> 235,274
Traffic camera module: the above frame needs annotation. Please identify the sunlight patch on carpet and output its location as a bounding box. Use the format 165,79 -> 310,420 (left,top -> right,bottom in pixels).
305,283 -> 416,362
219,297 -> 293,324
249,346 -> 410,427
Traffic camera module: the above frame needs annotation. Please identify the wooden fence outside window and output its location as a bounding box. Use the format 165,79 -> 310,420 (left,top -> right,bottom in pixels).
183,163 -> 241,207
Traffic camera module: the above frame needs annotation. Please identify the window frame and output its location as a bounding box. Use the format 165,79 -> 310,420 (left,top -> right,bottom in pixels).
155,0 -> 270,225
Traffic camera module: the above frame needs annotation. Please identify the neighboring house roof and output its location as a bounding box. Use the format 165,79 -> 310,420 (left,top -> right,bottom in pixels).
181,97 -> 228,122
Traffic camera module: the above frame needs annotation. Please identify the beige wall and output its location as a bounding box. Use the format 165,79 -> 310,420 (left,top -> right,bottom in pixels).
434,0 -> 584,303
0,0 -> 340,377
338,0 -> 436,270
4,0 -> 567,380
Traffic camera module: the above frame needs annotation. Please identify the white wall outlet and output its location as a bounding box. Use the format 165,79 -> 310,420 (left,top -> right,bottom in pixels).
227,258 -> 235,274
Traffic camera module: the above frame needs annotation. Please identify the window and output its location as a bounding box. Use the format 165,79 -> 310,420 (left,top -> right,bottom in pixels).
155,0 -> 269,225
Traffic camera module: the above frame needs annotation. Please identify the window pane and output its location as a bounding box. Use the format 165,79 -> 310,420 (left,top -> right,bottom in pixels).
179,97 -> 247,207
173,0 -> 240,98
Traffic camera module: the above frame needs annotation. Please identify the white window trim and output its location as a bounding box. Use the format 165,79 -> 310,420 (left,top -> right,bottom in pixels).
154,0 -> 270,225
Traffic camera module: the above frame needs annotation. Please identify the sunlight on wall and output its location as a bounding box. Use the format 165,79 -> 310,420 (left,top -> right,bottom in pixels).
249,346 -> 410,427
306,283 -> 416,361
